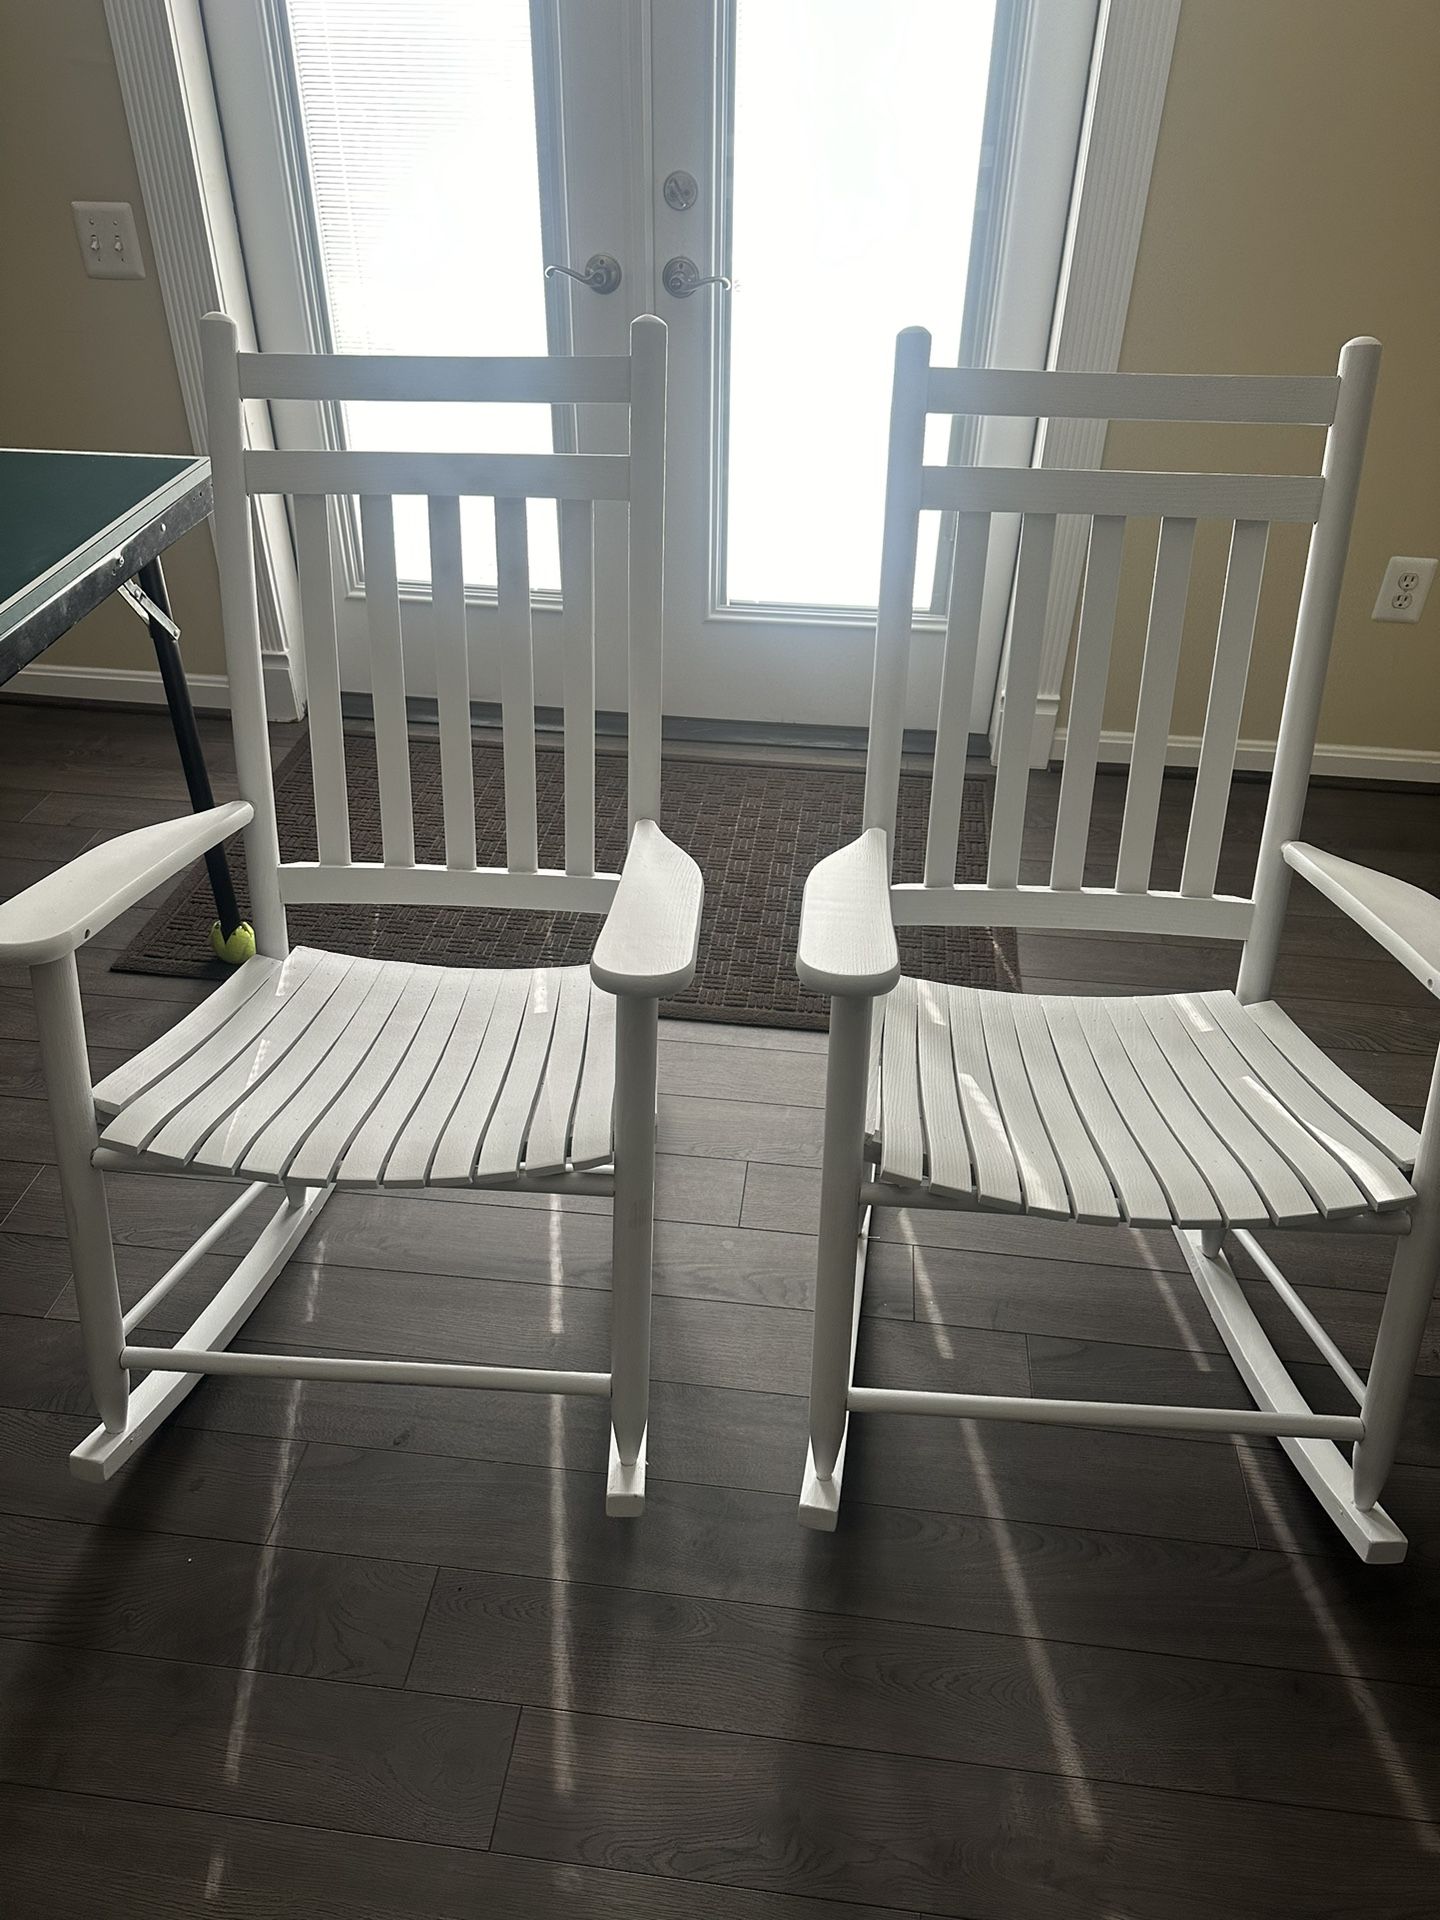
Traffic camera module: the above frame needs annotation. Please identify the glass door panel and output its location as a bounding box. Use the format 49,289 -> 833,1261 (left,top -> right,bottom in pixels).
652,0 -> 1067,730
724,0 -> 996,612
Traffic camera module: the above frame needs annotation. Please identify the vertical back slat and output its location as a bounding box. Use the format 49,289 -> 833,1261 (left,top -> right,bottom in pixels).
1050,515 -> 1125,889
1181,519 -> 1270,898
494,496 -> 539,872
358,493 -> 415,867
293,492 -> 350,865
559,497 -> 596,876
1115,515 -> 1197,892
922,512 -> 990,887
627,314 -> 667,830
986,511 -> 1057,888
426,495 -> 476,872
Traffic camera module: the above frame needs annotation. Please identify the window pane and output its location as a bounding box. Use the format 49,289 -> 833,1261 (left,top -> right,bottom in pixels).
724,0 -> 996,610
284,0 -> 556,586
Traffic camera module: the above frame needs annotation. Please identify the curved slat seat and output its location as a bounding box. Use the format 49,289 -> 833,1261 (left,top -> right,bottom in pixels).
870,979 -> 1417,1230
92,947 -> 616,1189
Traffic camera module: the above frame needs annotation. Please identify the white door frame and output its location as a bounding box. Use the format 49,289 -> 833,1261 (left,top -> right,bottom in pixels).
1020,0 -> 1183,764
103,0 -> 305,722
102,0 -> 1178,743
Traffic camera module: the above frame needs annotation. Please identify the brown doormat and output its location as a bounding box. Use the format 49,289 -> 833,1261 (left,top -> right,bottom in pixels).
112,732 -> 1018,1030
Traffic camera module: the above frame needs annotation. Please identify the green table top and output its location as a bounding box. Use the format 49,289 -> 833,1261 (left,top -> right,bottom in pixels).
0,448 -> 210,665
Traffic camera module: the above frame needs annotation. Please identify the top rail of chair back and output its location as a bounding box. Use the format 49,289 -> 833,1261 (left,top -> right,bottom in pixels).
232,338 -> 655,504
235,350 -> 634,408
922,363 -> 1342,426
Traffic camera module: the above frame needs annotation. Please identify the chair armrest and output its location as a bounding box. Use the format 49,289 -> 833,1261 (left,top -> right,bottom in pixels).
0,802 -> 254,966
796,827 -> 900,998
1285,841 -> 1440,996
591,820 -> 704,998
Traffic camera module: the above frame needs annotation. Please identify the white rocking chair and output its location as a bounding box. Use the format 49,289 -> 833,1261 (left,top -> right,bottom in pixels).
797,329 -> 1439,1562
0,312 -> 701,1517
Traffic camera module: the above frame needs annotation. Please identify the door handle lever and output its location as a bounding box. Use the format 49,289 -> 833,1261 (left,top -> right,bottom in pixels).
662,256 -> 733,299
544,254 -> 622,295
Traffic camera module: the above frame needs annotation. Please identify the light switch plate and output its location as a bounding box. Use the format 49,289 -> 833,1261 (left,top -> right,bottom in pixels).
1372,555 -> 1436,624
72,200 -> 146,280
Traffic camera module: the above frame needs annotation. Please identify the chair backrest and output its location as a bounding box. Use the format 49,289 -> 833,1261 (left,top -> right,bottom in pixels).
200,311 -> 667,960
863,329 -> 1380,988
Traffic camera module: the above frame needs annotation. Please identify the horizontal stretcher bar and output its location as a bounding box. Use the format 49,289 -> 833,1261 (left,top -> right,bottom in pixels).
245,448 -> 631,501
924,365 -> 1340,425
845,1384 -> 1364,1440
1232,1229 -> 1366,1403
121,1180 -> 269,1334
918,466 -> 1324,522
237,350 -> 632,405
120,1347 -> 612,1397
275,861 -> 620,913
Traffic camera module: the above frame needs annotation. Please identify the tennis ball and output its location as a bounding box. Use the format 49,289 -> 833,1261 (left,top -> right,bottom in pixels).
211,920 -> 258,965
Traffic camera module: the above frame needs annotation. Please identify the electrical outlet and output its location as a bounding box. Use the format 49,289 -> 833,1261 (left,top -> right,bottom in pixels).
71,200 -> 145,280
1372,555 -> 1437,624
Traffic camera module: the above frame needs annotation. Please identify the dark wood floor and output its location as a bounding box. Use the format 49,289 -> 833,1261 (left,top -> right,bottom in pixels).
0,698 -> 1438,1918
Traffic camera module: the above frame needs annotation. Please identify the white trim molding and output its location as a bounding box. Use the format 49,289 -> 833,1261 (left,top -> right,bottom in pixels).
6,656 -> 300,721
103,0 -> 304,717
998,0 -> 1182,765
1052,723 -> 1440,787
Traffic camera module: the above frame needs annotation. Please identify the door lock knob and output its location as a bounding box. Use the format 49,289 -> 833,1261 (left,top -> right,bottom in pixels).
544,253 -> 622,295
662,256 -> 732,298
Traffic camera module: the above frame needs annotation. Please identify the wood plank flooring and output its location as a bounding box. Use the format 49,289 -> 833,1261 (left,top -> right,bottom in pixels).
1,699 -> 1439,1917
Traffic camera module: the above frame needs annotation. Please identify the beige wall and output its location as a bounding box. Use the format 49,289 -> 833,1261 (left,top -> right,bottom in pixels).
0,0 -> 224,677
3,1 -> 1436,749
1097,0 -> 1440,756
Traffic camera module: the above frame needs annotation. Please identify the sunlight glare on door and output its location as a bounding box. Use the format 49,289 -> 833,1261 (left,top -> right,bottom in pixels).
724,0 -> 996,611
284,0 -> 558,587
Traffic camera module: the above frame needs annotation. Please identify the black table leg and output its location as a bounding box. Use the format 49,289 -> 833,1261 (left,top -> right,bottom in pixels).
136,557 -> 243,939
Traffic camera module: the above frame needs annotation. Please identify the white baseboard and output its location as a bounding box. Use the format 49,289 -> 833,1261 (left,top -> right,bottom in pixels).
1053,724 -> 1440,785
6,665 -> 1435,785
6,654 -> 302,724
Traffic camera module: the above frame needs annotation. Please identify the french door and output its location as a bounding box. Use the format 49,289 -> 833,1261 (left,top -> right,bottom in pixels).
206,0 -> 1097,734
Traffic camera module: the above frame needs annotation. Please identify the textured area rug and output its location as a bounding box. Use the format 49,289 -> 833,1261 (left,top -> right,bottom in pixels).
113,734 -> 1018,1029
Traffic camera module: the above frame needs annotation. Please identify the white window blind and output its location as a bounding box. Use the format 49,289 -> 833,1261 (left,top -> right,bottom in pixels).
284,0 -> 558,586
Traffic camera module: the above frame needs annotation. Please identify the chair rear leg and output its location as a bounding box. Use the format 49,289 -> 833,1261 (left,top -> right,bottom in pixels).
1354,1050 -> 1440,1512
800,994 -> 873,1530
32,956 -> 128,1431
1354,1203 -> 1440,1510
608,994 -> 657,1516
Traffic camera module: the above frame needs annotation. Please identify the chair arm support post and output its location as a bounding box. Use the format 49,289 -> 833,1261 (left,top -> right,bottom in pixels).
1354,1042 -> 1440,1508
0,802 -> 253,965
30,953 -> 129,1431
808,994 -> 874,1481
608,993 -> 658,1507
796,828 -> 901,999
591,820 -> 703,998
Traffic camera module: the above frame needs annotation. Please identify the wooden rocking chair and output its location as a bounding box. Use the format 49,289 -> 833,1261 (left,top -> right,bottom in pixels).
797,329 -> 1438,1561
0,312 -> 701,1517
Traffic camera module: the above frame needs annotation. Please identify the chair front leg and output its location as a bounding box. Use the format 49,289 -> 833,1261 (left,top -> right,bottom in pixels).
31,954 -> 129,1432
800,993 -> 874,1530
608,993 -> 658,1516
1353,1045 -> 1440,1510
